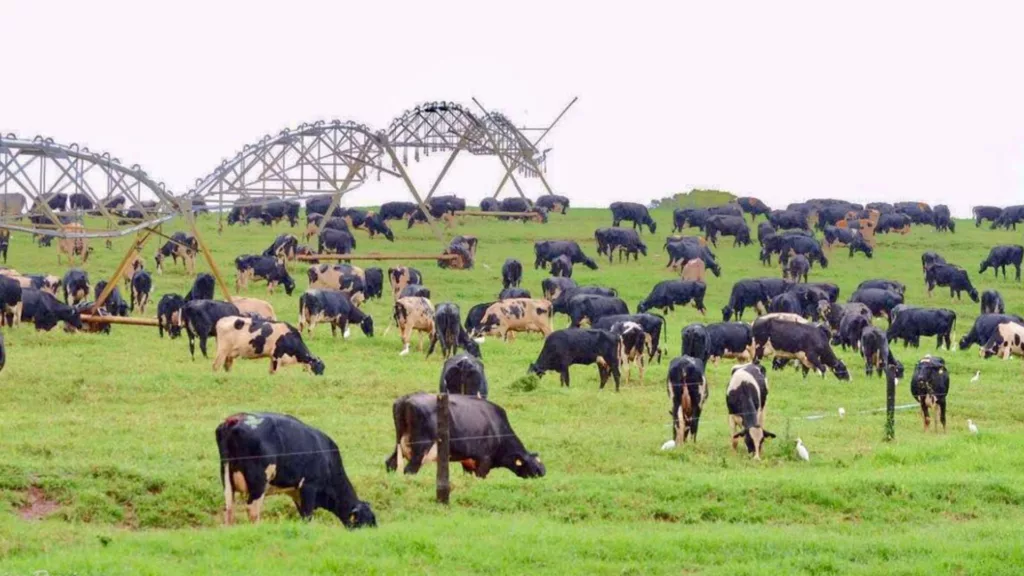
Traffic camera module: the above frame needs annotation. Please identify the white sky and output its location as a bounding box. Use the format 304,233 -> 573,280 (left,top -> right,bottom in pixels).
3,1 -> 1023,216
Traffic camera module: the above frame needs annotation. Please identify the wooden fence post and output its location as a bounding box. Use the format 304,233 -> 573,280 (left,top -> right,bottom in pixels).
436,393 -> 451,505
885,366 -> 896,441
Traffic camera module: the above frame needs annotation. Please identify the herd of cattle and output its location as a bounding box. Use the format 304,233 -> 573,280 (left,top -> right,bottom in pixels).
2,193 -> 1023,529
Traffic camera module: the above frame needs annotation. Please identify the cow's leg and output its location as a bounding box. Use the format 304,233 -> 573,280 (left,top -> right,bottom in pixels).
341,319 -> 351,339
222,464 -> 235,525
246,479 -> 267,524
295,482 -> 317,520
199,335 -> 210,359
937,399 -> 947,432
560,368 -> 570,387
920,401 -> 930,432
399,324 -> 412,356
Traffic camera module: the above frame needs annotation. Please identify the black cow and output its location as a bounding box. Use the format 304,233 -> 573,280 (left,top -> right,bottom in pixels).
895,202 -> 933,225
860,326 -> 903,378
62,269 -> 89,305
848,288 -> 904,323
34,193 -> 67,212
757,222 -> 776,246
464,301 -> 496,335
567,295 -> 629,328
736,197 -> 771,220
533,240 -> 598,270
994,205 -> 1024,230
680,323 -> 710,364
594,228 -> 647,263
609,201 -> 656,233
551,285 -> 617,315
931,204 -> 954,233
815,204 -> 858,230
157,293 -> 185,338
856,279 -> 905,296
0,275 -> 21,326
925,264 -> 979,302
708,204 -> 743,218
399,284 -> 431,299
721,278 -> 791,321
364,214 -> 395,242
866,202 -> 894,214
498,287 -> 531,300
185,273 -> 216,302
785,284 -> 831,320
980,290 -> 1004,315
706,322 -> 754,363
776,235 -> 828,269
972,206 -> 1003,228
363,268 -> 384,300
298,289 -> 374,339
637,281 -> 706,315
318,228 -> 357,255
910,356 -> 949,432
704,215 -> 752,247
378,201 -> 419,221
480,198 -> 499,212
541,277 -> 577,301
254,200 -> 300,227
667,356 -> 708,444
834,310 -> 871,351
20,288 -> 83,331
385,393 -> 544,478
69,193 -> 94,211
806,282 -> 840,303
216,412 -> 376,527
550,255 -> 573,278
958,313 -> 1024,351
769,210 -> 809,231
426,303 -> 480,359
130,269 -> 152,314
886,306 -> 956,350
979,245 -> 1023,281
786,254 -> 810,283
876,212 -> 912,234
502,258 -> 523,289
181,300 -> 241,359
236,255 -> 296,295
439,353 -> 488,398
93,280 -> 129,317
592,313 -> 666,363
768,292 -> 803,316
752,317 -> 850,380
528,328 -> 623,390
535,194 -> 570,214
498,197 -> 532,214
726,363 -> 775,459
664,238 -> 721,276
304,196 -> 344,218
673,208 -> 710,232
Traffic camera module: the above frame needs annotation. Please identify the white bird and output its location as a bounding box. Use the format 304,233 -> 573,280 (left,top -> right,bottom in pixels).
838,407 -> 846,419
796,438 -> 810,462
971,370 -> 981,383
968,419 -> 979,434
660,439 -> 676,451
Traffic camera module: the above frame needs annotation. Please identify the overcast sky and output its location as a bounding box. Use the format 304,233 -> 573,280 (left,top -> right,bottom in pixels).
4,1 -> 1022,216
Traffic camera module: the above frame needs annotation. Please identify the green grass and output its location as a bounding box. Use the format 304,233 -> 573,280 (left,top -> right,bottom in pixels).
2,208 -> 1023,575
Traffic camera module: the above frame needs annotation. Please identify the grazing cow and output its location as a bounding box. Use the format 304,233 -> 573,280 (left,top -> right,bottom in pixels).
895,202 -> 934,225
93,280 -> 129,317
726,363 -> 775,459
185,273 -> 216,302
932,204 -> 954,233
592,313 -> 666,363
235,255 -> 295,295
535,194 -> 570,214
994,205 -> 1024,230
364,214 -> 395,242
480,198 -> 499,212
464,301 -> 496,336
708,204 -> 744,218
499,287 -> 531,300
262,234 -> 299,261
19,288 -> 83,331
910,356 -> 949,432
609,201 -> 657,233
318,228 -> 356,255
528,328 -> 623,390
303,195 -> 344,218
876,212 -> 913,234
157,293 -> 185,338
216,412 -> 374,526
681,323 -> 710,364
130,269 -> 152,314
541,276 -> 577,301
721,279 -> 771,321
972,205 -> 1003,228
308,264 -> 367,303
594,227 -> 647,263
921,251 -> 946,271
475,298 -> 553,341
979,245 -> 1023,281
856,279 -> 905,296
925,264 -> 979,302
155,232 -> 198,274
637,280 -> 706,315
777,235 -> 829,269
399,284 -> 431,299
980,290 -> 1004,315
385,393 -> 544,478
769,210 -> 809,231
0,275 -> 22,326
609,321 -> 648,384
664,238 -> 720,276
959,313 -> 1024,351
704,215 -> 752,247
439,353 -> 489,397
887,306 -> 956,350
69,192 -> 94,211
786,254 -> 810,283
363,268 -> 383,300
736,197 -> 771,220
673,208 -> 710,232
438,235 -> 477,270
551,285 -> 617,315
981,322 -> 1024,360
550,255 -> 573,278
502,258 -> 523,289
752,317 -> 851,380
406,195 -> 465,227
860,326 -> 903,378
378,201 -> 419,221
63,269 -> 90,305
681,259 -> 707,283
426,303 -> 480,359
181,300 -> 241,359
498,197 -> 532,214
212,316 -> 324,374
666,356 -> 707,444
567,295 -> 629,328
768,292 -> 804,316
388,266 -> 423,300
705,322 -> 755,363
297,289 -> 373,338
834,309 -> 872,351
848,288 -> 904,323
393,297 -> 435,356
533,240 -> 599,270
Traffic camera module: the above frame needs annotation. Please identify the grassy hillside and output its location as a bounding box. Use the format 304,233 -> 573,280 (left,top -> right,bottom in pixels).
1,207 -> 1023,575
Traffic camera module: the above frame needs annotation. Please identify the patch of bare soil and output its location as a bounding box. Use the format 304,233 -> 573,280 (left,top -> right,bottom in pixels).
18,486 -> 60,520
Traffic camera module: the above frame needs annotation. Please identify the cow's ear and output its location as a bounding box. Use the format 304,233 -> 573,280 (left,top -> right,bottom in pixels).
763,430 -> 777,439
732,430 -> 747,439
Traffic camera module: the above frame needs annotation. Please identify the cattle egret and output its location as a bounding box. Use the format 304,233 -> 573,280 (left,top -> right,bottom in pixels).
796,438 -> 810,462
971,370 -> 980,383
838,407 -> 846,419
660,439 -> 676,451
968,419 -> 979,434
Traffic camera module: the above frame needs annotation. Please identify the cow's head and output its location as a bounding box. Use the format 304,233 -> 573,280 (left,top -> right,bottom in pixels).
708,260 -> 722,277
636,300 -> 650,314
509,452 -> 545,478
343,501 -> 377,529
280,271 -> 296,296
475,313 -> 501,338
359,315 -> 374,337
637,240 -> 648,257
968,287 -> 980,303
831,359 -> 851,381
733,427 -> 776,459
526,363 -> 544,377
981,334 -> 1004,359
818,253 -> 829,269
721,306 -> 734,322
307,355 -> 326,376
462,336 -> 482,358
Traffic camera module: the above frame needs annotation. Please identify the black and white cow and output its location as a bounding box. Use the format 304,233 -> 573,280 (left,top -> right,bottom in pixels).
848,288 -> 904,323
665,356 -> 708,445
157,293 -> 185,338
502,258 -> 523,289
235,255 -> 296,295
860,326 -> 904,378
297,289 -> 374,339
594,227 -> 647,262
0,275 -> 24,326
958,313 -> 1024,351
567,295 -> 629,328
909,355 -> 949,432
181,299 -> 241,359
533,240 -> 599,270
972,205 -> 1003,228
592,313 -> 666,363
93,280 -> 129,317
609,201 -> 656,233
609,321 -> 649,384
541,277 -> 577,301
980,290 -> 1004,315
426,303 -> 480,359
385,393 -> 544,478
981,321 -> 1024,360
63,269 -> 90,305
213,316 -> 323,374
528,328 -> 623,390
318,228 -> 357,255
637,280 -> 706,315
725,363 -> 775,460
20,288 -> 83,331
704,215 -> 752,247
752,316 -> 850,380
886,306 -> 956,350
925,264 -> 979,302
979,245 -> 1023,281
439,353 -> 489,398
216,412 -> 375,526
464,301 -> 496,335
262,234 -> 299,261
155,231 -> 198,273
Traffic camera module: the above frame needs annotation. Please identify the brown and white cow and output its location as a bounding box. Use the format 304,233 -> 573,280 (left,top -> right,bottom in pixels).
680,259 -> 706,283
155,233 -> 197,275
121,252 -> 145,287
982,321 -> 1024,360
475,298 -> 553,342
388,266 -> 422,301
393,296 -> 435,356
307,264 -> 366,306
231,296 -> 277,321
212,316 -> 324,374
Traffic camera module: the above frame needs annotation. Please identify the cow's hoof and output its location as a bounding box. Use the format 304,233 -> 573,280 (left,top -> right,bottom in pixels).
399,348 -> 410,356
660,440 -> 676,451
343,328 -> 351,339
473,337 -> 485,345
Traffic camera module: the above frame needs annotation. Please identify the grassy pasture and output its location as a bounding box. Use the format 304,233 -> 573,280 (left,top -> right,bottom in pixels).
1,207 -> 1024,575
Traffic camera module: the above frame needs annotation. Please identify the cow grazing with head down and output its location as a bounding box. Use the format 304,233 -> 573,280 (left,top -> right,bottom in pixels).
910,356 -> 950,432
592,313 -> 666,363
664,237 -> 720,276
464,301 -> 496,336
541,277 -> 577,301
673,208 -> 710,232
157,293 -> 185,338
155,232 -> 198,274
972,205 -> 1003,228
19,288 -> 83,332
994,205 -> 1024,230
181,300 -> 241,359
722,278 -> 775,321
567,295 -> 629,328
980,290 -> 1004,315
185,273 -> 216,302
216,412 -> 374,527
533,240 -> 599,270
394,296 -> 435,356
637,280 -> 706,315
981,322 -> 1024,361
213,316 -> 323,374
848,288 -> 904,323
979,245 -> 1023,281
298,289 -> 372,339
925,264 -> 979,302
535,194 -> 570,214
932,204 -> 954,233
886,306 -> 956,350
752,316 -> 850,380
440,353 -> 489,398
859,326 -> 904,378
704,215 -> 752,247
528,328 -> 623,390
499,287 -> 531,300
385,393 -> 544,478
63,269 -> 89,305
736,197 -> 771,220
475,298 -> 553,341
378,201 -> 419,221
93,280 -> 129,317
665,356 -> 707,446
427,303 -> 480,359
959,313 -> 1024,351
502,258 -> 523,289
594,227 -> 647,263
388,266 -> 423,300
235,255 -> 295,295
610,201 -> 657,233
262,234 -> 299,261
726,363 -> 775,459
550,255 -> 573,278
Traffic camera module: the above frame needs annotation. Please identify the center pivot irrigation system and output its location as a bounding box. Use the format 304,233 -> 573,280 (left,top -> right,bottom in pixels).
0,97 -> 576,328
